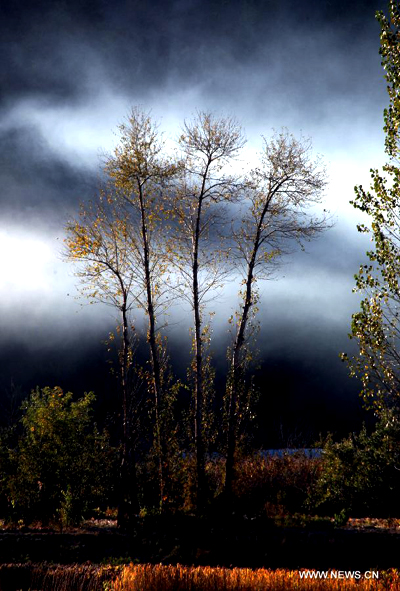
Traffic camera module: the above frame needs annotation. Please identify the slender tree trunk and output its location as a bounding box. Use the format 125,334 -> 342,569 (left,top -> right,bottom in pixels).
224,198 -> 270,505
192,193 -> 207,514
193,247 -> 206,513
118,299 -> 139,527
224,265 -> 254,507
137,183 -> 165,511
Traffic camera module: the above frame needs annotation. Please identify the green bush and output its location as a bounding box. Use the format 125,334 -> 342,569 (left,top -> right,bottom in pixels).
0,386 -> 118,526
311,409 -> 400,517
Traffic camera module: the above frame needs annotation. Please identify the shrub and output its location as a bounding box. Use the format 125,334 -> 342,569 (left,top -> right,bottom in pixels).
311,408 -> 400,517
0,386 -> 118,526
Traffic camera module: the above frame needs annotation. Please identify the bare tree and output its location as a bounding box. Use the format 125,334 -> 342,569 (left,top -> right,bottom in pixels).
64,197 -> 141,525
224,131 -> 329,505
65,112 -> 329,520
104,108 -> 177,511
168,111 -> 245,512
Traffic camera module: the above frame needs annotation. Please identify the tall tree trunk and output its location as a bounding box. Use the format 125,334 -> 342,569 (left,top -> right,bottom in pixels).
224,257 -> 255,507
193,194 -> 207,514
224,198 -> 270,506
118,299 -> 139,527
138,183 -> 165,511
193,248 -> 206,513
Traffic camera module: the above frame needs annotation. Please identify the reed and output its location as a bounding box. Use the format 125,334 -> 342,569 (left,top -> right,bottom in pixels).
112,565 -> 400,590
0,564 -> 398,590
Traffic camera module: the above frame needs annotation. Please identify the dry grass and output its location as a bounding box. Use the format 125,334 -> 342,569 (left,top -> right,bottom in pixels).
111,565 -> 400,590
0,564 -> 399,590
346,518 -> 400,531
232,453 -> 321,517
0,563 -> 121,590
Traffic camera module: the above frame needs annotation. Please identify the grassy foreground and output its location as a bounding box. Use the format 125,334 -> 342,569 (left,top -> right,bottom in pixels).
113,565 -> 398,590
0,564 -> 399,590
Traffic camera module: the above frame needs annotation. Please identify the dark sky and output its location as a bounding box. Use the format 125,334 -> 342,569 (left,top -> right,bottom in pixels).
0,0 -> 390,443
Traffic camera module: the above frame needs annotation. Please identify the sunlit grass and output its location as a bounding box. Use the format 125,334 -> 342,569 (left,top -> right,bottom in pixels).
1,564 -> 399,590
112,565 -> 398,590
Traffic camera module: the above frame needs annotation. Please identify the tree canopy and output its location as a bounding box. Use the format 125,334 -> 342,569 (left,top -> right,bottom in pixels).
343,2 -> 400,412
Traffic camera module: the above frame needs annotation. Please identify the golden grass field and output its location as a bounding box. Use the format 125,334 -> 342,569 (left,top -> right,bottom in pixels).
2,564 -> 400,590
110,565 -> 400,590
